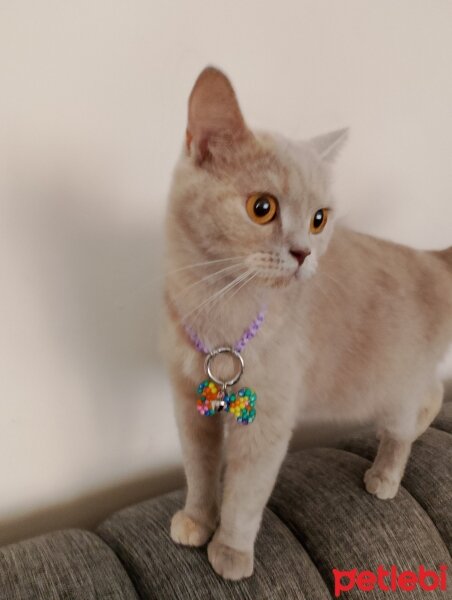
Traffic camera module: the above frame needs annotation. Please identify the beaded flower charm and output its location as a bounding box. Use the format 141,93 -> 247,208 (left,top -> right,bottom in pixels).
197,380 -> 257,425
195,347 -> 257,425
184,309 -> 265,426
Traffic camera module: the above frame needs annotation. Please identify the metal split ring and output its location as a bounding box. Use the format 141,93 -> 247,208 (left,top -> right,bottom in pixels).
204,347 -> 244,387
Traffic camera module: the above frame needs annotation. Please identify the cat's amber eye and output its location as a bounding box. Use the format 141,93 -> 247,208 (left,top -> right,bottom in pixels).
246,193 -> 278,225
310,208 -> 329,234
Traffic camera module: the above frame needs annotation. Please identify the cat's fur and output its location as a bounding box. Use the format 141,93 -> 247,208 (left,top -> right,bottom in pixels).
163,67 -> 452,580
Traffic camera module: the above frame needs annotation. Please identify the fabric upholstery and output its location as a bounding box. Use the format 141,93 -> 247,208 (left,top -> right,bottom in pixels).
0,529 -> 138,600
0,405 -> 450,599
269,447 -> 452,599
433,400 -> 452,434
336,427 -> 452,553
97,489 -> 329,600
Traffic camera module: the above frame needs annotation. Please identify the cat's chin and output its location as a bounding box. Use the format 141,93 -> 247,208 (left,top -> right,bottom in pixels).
263,268 -> 316,287
260,275 -> 296,289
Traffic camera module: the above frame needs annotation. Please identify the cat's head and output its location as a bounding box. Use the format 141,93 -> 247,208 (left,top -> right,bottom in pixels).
167,66 -> 347,287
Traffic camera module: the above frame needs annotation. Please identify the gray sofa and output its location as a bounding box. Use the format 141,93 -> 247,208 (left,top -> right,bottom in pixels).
1,404 -> 450,600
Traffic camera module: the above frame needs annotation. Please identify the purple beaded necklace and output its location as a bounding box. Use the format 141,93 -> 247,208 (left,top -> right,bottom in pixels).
183,308 -> 267,425
183,309 -> 266,355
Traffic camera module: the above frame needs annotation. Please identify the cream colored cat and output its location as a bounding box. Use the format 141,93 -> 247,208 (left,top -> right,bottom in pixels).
163,67 -> 452,580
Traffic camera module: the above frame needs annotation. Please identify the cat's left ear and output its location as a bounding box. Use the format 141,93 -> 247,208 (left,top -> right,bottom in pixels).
186,66 -> 251,165
309,128 -> 349,164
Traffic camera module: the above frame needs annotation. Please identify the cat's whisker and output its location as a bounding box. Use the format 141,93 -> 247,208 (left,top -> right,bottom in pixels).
224,271 -> 257,305
178,265 -> 251,325
173,263 -> 244,302
182,270 -> 252,325
309,270 -> 351,311
166,256 -> 247,277
118,256 -> 247,298
320,270 -> 349,296
308,277 -> 335,305
200,270 -> 258,338
188,270 -> 253,327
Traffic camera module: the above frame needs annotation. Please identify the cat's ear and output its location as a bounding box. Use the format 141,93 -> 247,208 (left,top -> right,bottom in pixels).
186,66 -> 250,164
309,128 -> 349,164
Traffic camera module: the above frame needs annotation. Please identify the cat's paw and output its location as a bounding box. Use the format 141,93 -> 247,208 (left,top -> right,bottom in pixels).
364,468 -> 400,500
207,536 -> 253,580
170,510 -> 214,547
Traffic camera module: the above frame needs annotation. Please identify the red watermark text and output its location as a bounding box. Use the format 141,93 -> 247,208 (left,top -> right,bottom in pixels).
333,565 -> 448,597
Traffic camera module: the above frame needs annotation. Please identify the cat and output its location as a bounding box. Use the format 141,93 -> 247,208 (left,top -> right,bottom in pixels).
162,66 -> 452,580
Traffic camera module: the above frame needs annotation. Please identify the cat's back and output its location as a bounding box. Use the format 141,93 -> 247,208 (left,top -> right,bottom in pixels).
323,227 -> 452,303
305,226 -> 452,355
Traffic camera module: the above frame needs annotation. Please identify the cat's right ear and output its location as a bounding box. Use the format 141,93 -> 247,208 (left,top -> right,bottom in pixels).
308,128 -> 349,164
186,67 -> 250,165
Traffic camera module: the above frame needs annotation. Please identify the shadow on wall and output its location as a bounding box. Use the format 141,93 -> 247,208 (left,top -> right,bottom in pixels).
290,395 -> 452,454
0,160 -> 182,544
8,166 -> 166,414
0,465 -> 184,547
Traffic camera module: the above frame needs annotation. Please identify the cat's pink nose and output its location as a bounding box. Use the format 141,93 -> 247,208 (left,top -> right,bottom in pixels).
290,248 -> 311,266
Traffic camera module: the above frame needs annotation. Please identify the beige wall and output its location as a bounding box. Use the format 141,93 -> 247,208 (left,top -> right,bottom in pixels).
0,1 -> 451,545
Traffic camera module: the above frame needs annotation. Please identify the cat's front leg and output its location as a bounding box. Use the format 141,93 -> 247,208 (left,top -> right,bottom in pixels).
170,375 -> 223,547
208,410 -> 292,580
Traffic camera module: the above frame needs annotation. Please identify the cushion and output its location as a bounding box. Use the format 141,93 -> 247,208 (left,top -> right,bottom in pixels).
0,529 -> 138,600
269,446 -> 451,598
97,489 -> 329,600
433,400 -> 452,434
97,409 -> 451,599
336,427 -> 452,552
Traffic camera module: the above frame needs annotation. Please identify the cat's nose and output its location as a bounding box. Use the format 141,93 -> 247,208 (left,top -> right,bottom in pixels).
290,248 -> 311,266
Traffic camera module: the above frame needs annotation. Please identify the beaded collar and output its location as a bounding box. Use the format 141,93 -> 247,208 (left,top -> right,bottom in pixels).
182,307 -> 267,425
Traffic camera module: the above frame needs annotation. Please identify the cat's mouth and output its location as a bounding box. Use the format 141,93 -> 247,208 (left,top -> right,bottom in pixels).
270,278 -> 294,289
256,261 -> 317,286
257,270 -> 298,288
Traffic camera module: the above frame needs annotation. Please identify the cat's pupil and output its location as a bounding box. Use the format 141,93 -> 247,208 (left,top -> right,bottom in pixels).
254,197 -> 271,217
314,210 -> 324,227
